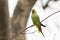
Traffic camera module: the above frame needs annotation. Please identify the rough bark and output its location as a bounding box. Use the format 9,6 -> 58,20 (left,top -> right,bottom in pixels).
9,0 -> 36,40
0,0 -> 9,40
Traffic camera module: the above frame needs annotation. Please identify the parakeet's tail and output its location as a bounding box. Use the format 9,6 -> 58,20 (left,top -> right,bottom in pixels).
41,31 -> 45,37
37,25 -> 45,37
39,29 -> 45,37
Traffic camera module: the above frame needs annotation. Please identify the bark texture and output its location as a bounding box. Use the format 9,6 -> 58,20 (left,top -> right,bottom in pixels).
0,0 -> 9,40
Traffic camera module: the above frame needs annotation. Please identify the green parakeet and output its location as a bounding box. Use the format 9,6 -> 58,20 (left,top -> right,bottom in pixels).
31,9 -> 45,37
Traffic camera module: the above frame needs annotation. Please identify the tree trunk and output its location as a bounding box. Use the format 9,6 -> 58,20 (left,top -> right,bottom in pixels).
10,0 -> 36,40
0,0 -> 9,40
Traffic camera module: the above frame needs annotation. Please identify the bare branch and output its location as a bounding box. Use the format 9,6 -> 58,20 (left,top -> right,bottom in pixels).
41,0 -> 58,9
41,0 -> 51,9
41,10 -> 60,22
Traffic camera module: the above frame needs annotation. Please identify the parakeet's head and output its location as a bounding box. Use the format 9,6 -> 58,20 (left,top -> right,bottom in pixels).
32,9 -> 36,14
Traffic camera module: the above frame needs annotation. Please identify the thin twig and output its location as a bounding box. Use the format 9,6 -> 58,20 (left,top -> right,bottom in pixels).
41,0 -> 51,9
41,10 -> 60,22
20,30 -> 38,34
8,25 -> 34,40
8,10 -> 60,40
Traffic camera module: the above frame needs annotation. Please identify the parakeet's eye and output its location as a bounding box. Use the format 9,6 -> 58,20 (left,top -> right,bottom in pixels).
32,9 -> 35,13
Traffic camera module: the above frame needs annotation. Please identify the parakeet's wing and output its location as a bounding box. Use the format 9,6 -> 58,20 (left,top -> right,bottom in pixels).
31,14 -> 40,24
31,14 -> 41,29
35,15 -> 42,30
34,15 -> 45,37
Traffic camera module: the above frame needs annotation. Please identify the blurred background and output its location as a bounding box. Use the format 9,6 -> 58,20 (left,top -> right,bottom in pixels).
8,0 -> 60,40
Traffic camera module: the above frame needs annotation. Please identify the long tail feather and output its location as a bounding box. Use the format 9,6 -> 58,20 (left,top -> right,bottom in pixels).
41,31 -> 45,37
37,24 -> 45,37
